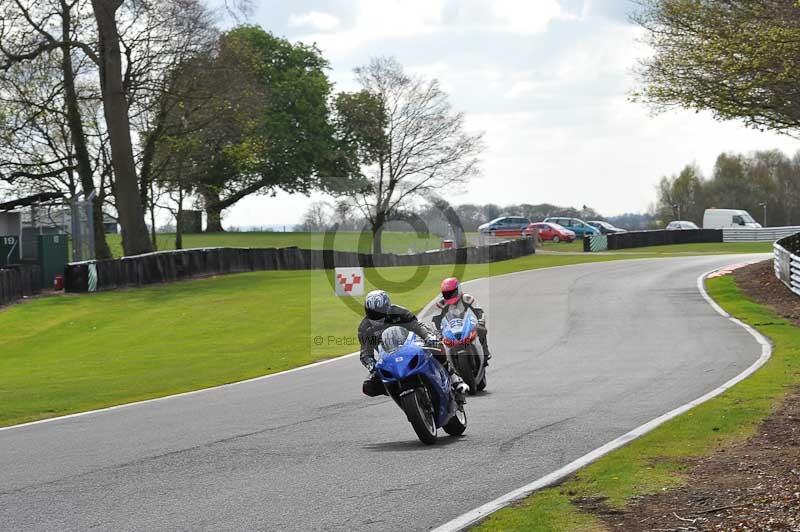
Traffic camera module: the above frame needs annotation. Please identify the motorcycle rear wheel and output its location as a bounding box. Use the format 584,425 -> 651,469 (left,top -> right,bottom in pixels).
401,388 -> 437,445
477,371 -> 487,392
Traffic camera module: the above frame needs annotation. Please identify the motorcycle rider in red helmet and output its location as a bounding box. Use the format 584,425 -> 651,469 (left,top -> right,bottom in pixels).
432,277 -> 492,366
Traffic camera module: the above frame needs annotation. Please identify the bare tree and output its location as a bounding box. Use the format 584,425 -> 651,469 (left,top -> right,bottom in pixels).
0,0 -> 113,258
335,57 -> 483,253
300,201 -> 332,231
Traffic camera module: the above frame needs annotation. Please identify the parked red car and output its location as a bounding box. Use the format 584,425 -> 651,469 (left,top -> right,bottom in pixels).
524,222 -> 576,243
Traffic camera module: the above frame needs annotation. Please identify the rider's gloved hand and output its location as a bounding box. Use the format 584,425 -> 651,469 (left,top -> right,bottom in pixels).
425,334 -> 440,347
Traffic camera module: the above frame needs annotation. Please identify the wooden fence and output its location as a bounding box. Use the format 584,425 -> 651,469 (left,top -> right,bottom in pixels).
65,239 -> 537,293
0,265 -> 42,307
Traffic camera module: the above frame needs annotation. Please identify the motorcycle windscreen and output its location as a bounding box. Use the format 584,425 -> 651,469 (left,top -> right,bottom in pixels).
380,326 -> 416,355
443,307 -> 476,339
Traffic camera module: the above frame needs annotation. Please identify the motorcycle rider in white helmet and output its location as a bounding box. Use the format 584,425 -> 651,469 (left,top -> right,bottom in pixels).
358,289 -> 469,397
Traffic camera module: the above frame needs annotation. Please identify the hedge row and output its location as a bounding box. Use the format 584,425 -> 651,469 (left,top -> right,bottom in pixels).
65,239 -> 536,293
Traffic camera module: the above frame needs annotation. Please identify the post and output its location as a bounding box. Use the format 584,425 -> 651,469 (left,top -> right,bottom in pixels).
85,192 -> 96,260
71,197 -> 82,262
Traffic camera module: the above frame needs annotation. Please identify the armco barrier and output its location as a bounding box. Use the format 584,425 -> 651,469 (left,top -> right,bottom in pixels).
64,239 -> 536,293
592,229 -> 723,251
0,265 -> 43,306
774,232 -> 800,296
724,226 -> 800,242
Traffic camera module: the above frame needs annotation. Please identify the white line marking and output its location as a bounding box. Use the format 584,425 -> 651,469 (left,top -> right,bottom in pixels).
430,266 -> 773,532
0,255 -> 762,433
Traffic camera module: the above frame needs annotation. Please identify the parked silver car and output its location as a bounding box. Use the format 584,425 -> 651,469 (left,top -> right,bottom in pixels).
666,220 -> 699,230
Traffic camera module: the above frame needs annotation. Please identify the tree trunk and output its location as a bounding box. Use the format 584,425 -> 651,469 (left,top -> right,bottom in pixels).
201,188 -> 224,232
149,181 -> 158,250
61,1 -> 112,260
372,216 -> 385,255
92,0 -> 153,256
175,189 -> 184,250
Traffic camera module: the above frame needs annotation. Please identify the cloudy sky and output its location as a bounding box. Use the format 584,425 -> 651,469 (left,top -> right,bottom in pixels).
223,0 -> 799,228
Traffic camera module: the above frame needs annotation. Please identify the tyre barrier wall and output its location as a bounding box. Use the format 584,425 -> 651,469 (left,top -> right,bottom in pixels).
773,232 -> 800,296
64,238 -> 537,293
0,264 -> 43,307
584,229 -> 723,252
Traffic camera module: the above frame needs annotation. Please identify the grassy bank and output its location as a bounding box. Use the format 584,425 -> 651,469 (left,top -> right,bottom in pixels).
474,274 -> 800,531
1,252 -> 674,427
104,231 -> 444,257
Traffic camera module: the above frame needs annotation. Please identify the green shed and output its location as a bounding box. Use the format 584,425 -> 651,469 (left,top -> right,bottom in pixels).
38,234 -> 68,286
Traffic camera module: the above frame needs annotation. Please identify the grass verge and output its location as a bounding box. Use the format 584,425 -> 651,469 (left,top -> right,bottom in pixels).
474,274 -> 800,531
613,242 -> 773,254
0,252 -> 679,427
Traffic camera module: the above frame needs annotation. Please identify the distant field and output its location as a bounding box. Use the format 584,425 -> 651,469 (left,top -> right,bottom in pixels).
105,231 -> 444,257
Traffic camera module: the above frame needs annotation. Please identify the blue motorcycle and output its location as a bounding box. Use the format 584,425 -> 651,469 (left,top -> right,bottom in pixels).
375,327 -> 468,445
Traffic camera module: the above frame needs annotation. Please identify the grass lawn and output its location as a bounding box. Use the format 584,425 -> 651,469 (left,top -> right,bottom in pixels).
104,231 -> 444,257
474,274 -> 800,531
535,240 -> 772,254
1,252 -> 676,427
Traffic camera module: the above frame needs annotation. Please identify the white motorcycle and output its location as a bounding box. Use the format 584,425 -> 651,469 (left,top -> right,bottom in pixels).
439,307 -> 487,394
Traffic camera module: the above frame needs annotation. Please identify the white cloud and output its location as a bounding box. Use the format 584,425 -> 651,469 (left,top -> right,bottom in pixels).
288,11 -> 341,32
491,0 -> 576,34
231,0 -> 800,226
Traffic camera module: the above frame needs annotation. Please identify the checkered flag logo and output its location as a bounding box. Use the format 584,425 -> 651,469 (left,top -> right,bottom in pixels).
334,268 -> 364,296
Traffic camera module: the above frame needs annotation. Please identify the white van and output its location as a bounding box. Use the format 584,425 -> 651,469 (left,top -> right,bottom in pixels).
702,209 -> 762,229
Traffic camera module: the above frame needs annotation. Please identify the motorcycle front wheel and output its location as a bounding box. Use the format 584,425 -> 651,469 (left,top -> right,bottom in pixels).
443,405 -> 467,436
401,388 -> 437,445
453,349 -> 478,395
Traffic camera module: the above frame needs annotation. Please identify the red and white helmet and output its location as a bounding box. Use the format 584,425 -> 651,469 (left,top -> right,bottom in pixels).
440,277 -> 461,305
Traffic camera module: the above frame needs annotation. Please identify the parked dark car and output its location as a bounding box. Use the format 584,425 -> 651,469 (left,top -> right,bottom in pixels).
477,216 -> 531,236
588,220 -> 626,234
543,217 -> 599,237
524,222 -> 576,242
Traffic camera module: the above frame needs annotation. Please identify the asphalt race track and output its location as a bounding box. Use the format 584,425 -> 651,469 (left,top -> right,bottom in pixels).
0,255 -> 767,531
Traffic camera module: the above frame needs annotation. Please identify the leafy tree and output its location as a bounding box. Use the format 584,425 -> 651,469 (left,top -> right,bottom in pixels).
653,150 -> 800,227
634,0 -> 800,135
655,164 -> 705,224
164,26 -> 339,232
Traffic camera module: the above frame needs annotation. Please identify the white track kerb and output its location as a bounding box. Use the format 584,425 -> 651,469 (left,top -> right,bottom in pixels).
430,267 -> 773,532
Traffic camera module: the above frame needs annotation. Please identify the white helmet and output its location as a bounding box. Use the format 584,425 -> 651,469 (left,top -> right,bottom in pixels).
365,290 -> 391,320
